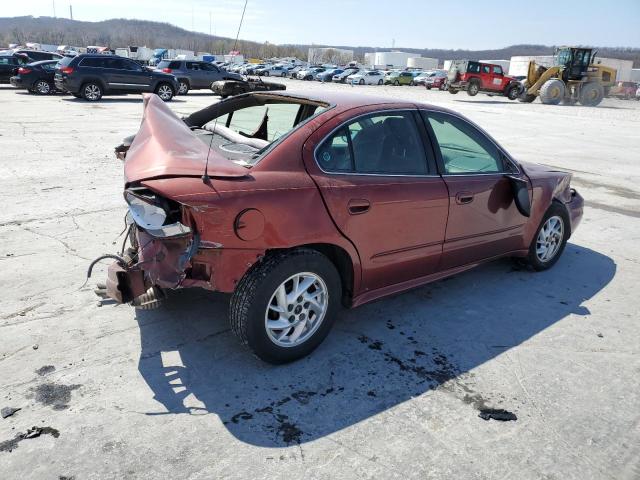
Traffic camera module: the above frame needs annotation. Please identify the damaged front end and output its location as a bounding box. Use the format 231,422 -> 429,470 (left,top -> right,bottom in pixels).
105,187 -> 199,305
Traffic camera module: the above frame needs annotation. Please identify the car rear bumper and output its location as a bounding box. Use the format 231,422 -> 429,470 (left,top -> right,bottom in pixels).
105,226 -> 199,303
448,81 -> 468,90
566,188 -> 584,235
9,76 -> 26,88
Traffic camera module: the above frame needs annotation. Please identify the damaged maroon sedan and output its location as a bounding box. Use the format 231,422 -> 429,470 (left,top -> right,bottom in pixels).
103,91 -> 583,363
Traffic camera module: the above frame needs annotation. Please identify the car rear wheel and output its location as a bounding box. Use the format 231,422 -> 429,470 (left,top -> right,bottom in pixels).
377,79 -> 383,85
467,80 -> 480,96
82,82 -> 102,101
448,87 -> 459,94
155,83 -> 174,101
525,203 -> 569,271
426,85 -> 432,90
230,249 -> 341,364
359,79 -> 365,85
34,80 -> 52,95
439,82 -> 447,91
177,80 -> 189,95
394,80 -> 400,86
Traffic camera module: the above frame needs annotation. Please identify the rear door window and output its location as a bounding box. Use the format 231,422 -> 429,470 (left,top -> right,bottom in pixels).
80,57 -> 108,68
316,111 -> 430,175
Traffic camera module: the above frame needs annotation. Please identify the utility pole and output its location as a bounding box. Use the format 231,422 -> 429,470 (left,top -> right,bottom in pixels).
69,4 -> 73,20
52,0 -> 56,17
209,11 -> 212,36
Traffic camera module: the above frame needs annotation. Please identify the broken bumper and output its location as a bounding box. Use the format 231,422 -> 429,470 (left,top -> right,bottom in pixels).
105,220 -> 199,304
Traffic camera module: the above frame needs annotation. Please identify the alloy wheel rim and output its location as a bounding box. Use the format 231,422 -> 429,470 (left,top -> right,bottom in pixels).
85,84 -> 99,99
158,85 -> 172,100
470,84 -> 478,94
264,272 -> 328,348
536,215 -> 564,262
179,82 -> 188,94
37,81 -> 50,94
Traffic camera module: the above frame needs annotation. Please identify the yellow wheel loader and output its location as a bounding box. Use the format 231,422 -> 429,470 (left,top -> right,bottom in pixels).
519,47 -> 616,106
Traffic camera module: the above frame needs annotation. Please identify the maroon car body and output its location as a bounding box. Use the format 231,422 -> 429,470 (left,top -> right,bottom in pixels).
104,91 -> 583,363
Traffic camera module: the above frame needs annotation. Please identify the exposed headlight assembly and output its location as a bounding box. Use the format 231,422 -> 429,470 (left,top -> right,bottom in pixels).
124,189 -> 191,238
125,191 -> 167,230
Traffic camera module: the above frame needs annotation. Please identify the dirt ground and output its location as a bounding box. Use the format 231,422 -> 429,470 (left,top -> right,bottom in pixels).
1,80 -> 639,480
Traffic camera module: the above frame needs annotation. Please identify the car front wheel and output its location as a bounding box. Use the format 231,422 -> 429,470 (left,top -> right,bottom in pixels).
155,83 -> 174,101
525,203 -> 570,271
230,249 -> 341,364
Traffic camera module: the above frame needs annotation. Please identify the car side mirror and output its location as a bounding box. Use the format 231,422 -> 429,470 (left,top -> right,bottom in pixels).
506,175 -> 531,217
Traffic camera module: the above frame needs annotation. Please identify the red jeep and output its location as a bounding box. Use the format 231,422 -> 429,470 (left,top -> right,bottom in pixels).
447,60 -> 521,100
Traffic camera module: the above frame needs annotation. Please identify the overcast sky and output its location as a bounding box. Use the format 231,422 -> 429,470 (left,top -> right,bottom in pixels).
4,0 -> 640,49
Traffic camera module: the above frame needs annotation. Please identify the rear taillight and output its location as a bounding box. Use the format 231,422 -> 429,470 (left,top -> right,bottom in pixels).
162,68 -> 172,73
60,66 -> 74,74
17,67 -> 32,74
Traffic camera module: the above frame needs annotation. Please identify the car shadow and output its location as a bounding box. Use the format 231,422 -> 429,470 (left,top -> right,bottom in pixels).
454,99 -> 520,105
134,244 -> 615,447
61,96 -> 186,104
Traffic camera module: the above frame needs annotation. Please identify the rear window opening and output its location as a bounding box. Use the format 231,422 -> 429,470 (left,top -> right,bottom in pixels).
185,94 -> 330,166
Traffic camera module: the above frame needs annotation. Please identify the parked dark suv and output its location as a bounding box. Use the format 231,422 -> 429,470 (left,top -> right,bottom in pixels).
156,59 -> 242,95
0,53 -> 30,83
54,54 -> 179,101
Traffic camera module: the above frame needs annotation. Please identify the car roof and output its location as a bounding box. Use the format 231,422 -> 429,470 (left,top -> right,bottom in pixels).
249,90 -> 452,113
30,59 -> 59,66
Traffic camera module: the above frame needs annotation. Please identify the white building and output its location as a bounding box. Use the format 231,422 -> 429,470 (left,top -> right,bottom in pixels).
509,55 -> 633,82
366,51 -> 417,69
308,47 -> 353,65
407,57 -> 438,70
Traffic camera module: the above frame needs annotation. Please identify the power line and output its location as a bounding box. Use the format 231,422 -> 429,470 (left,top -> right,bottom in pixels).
232,0 -> 248,54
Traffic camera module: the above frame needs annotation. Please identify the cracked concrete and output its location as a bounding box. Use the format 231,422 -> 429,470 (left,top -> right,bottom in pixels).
0,83 -> 639,479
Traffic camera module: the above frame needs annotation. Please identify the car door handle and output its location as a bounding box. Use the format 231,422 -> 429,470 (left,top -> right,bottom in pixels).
348,199 -> 370,215
455,192 -> 474,205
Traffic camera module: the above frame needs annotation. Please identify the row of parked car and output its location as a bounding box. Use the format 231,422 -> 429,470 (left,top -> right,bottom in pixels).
0,49 -> 268,101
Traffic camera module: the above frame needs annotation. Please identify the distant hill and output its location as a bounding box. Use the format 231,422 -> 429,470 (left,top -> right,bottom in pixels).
1,16 -> 639,67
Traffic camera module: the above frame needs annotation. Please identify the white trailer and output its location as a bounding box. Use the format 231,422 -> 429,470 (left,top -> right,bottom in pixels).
407,57 -> 438,70
479,59 -> 510,72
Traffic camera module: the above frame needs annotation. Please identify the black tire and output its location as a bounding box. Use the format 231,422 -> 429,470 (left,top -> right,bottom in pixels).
264,71 -> 269,76
539,79 -> 565,105
524,202 -> 570,271
377,79 -> 383,85
155,82 -> 174,101
467,79 -> 480,96
394,80 -> 400,86
34,80 -> 52,95
177,80 -> 189,95
81,82 -> 102,101
439,82 -> 447,91
409,81 -> 415,86
579,82 -> 604,106
448,87 -> 459,94
359,79 -> 364,85
505,83 -> 520,100
230,249 -> 342,364
426,85 -> 432,90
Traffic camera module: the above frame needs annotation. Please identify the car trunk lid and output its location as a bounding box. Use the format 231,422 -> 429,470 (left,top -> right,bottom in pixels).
124,94 -> 249,183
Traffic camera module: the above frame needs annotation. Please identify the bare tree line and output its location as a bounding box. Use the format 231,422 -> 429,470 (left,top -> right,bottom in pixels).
2,16 -> 639,67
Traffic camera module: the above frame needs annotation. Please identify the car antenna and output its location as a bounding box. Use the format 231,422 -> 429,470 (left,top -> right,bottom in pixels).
202,116 -> 218,184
